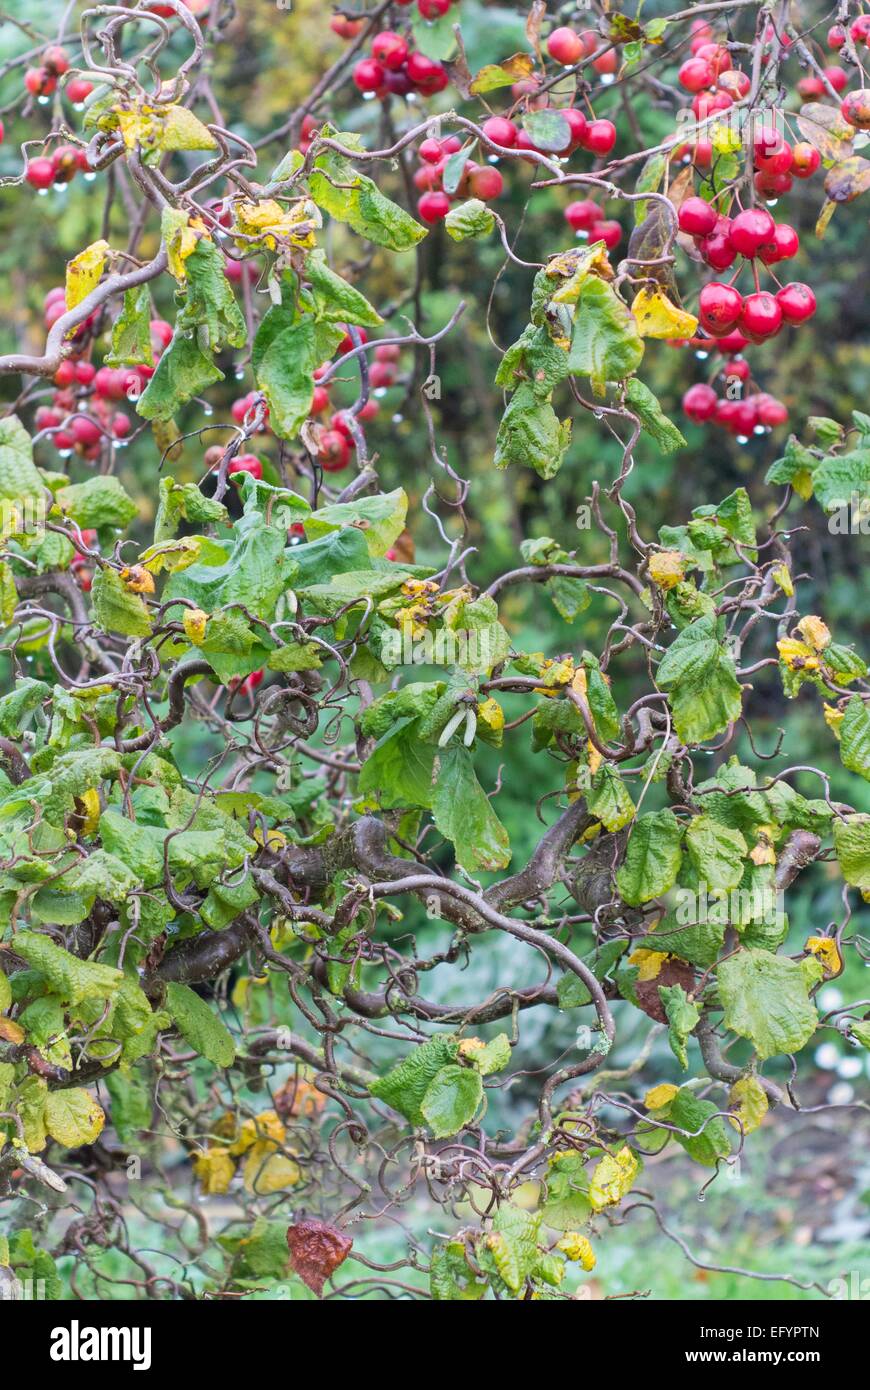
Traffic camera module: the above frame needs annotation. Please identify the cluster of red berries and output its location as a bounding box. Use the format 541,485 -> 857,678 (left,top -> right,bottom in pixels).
683,381 -> 788,437
799,16 -> 869,112
679,196 -> 803,268
680,203 -> 816,344
563,198 -> 622,250
314,334 -> 401,472
23,45 -> 91,103
676,18 -> 751,118
34,299 -> 173,457
413,134 -> 504,224
351,28 -> 450,100
26,143 -> 92,191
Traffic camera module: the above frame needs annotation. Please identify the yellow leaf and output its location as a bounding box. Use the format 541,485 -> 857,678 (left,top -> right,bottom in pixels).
728,1075 -> 768,1134
242,1141 -> 301,1193
749,826 -> 776,866
232,198 -> 321,252
183,608 -> 209,645
162,208 -> 201,281
772,563 -> 794,597
119,564 -> 155,595
0,1016 -> 25,1044
628,947 -> 668,982
476,697 -> 504,734
589,1146 -> 639,1210
77,788 -> 101,836
587,741 -> 603,777
644,1082 -> 679,1110
805,935 -> 842,975
65,239 -> 110,311
777,637 -> 819,672
631,287 -> 698,340
193,1145 -> 235,1194
228,1109 -> 286,1156
792,468 -> 815,500
556,1233 -> 596,1269
140,537 -> 202,574
44,1088 -> 105,1147
796,615 -> 831,651
823,702 -> 845,736
648,550 -> 687,590
254,825 -> 287,852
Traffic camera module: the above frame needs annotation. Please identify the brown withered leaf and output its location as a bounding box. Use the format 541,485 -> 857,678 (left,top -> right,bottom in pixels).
627,201 -> 678,296
634,956 -> 695,1023
824,156 -> 870,204
525,1 -> 547,58
796,102 -> 855,162
286,1219 -> 352,1297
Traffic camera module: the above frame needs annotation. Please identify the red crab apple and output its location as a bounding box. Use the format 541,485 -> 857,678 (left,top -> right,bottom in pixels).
698,282 -> 743,334
776,281 -> 816,325
318,430 -> 351,472
547,26 -> 585,65
678,197 -> 718,237
228,454 -> 264,480
739,290 -> 782,339
682,383 -> 718,421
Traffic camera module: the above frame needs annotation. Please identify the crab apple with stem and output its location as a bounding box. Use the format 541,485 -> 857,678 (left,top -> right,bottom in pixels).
565,199 -> 599,231
353,59 -> 386,94
739,290 -> 783,340
331,15 -> 364,38
729,207 -> 775,257
467,164 -> 503,200
26,158 -> 56,190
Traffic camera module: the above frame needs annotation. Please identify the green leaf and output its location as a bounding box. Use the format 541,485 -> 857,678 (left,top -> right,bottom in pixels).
717,949 -> 818,1060
430,1242 -> 487,1301
625,378 -> 686,454
0,678 -> 50,737
13,930 -> 123,1006
765,434 -> 819,487
568,276 -> 644,397
251,309 -> 316,440
369,1033 -> 460,1124
833,814 -> 870,890
685,815 -> 747,892
55,476 -> 137,530
310,153 -> 427,252
445,198 -> 496,242
105,283 -> 153,368
305,249 -> 383,327
164,981 -> 236,1067
410,11 -> 458,60
91,567 -> 151,637
659,983 -> 700,1069
839,696 -> 870,780
587,764 -> 635,832
306,488 -> 407,558
469,1033 -> 512,1075
494,382 -> 572,479
178,239 -> 246,350
478,1204 -> 541,1293
105,1068 -> 153,1145
616,809 -> 683,906
0,416 -> 43,502
358,717 -> 436,810
136,332 -> 223,421
557,939 -> 628,1008
656,615 -> 743,744
522,109 -> 572,153
431,745 -> 510,873
420,1064 -> 483,1137
44,1087 -> 105,1147
154,477 -> 229,542
811,448 -> 870,513
659,1087 -> 731,1166
165,510 -> 293,624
